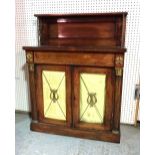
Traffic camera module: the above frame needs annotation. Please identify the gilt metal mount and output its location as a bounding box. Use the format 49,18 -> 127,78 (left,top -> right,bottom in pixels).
29,64 -> 34,72
50,89 -> 59,103
115,67 -> 123,77
87,93 -> 97,107
115,56 -> 124,66
112,130 -> 119,134
26,52 -> 33,63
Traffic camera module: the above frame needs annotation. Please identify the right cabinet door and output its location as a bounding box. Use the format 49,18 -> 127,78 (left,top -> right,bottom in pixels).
73,67 -> 114,131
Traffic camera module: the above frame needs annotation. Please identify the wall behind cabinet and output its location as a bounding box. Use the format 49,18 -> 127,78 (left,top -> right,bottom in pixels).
15,0 -> 140,124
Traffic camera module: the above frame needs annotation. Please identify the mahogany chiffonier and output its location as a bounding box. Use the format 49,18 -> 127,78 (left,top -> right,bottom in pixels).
23,12 -> 127,143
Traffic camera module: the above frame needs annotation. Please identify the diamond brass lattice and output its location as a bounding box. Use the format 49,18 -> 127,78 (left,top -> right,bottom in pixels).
42,71 -> 66,120
80,73 -> 106,124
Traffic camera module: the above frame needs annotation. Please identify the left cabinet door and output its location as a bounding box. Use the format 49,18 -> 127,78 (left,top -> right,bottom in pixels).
36,65 -> 72,127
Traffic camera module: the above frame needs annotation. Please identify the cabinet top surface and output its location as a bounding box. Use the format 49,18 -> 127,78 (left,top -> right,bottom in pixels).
34,12 -> 127,17
23,45 -> 126,53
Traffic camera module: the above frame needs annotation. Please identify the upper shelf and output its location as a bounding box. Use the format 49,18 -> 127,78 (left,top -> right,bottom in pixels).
36,13 -> 127,48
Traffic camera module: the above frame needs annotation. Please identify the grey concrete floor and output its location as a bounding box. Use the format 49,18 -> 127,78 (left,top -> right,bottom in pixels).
15,113 -> 140,155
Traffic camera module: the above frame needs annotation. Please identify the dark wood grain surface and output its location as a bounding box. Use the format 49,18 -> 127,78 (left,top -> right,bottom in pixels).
23,13 -> 127,143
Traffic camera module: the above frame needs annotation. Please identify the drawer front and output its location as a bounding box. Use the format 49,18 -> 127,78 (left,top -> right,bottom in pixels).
34,52 -> 114,67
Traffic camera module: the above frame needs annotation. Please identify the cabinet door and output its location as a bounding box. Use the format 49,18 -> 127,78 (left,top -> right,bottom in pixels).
73,67 -> 114,131
36,65 -> 71,127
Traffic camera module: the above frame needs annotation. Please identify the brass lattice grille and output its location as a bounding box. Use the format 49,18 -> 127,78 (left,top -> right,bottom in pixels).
80,73 -> 106,124
42,71 -> 66,120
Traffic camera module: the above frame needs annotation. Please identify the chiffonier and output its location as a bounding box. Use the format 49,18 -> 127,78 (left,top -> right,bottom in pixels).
23,12 -> 127,143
